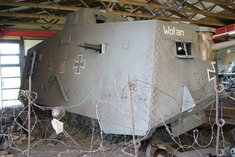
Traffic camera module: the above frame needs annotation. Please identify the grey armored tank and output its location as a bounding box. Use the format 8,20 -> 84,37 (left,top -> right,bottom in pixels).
20,9 -> 214,137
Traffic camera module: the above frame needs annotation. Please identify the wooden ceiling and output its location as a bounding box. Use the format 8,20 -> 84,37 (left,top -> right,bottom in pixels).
0,0 -> 234,31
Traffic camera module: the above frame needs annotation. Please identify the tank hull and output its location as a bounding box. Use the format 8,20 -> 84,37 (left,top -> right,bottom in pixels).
21,17 -> 213,136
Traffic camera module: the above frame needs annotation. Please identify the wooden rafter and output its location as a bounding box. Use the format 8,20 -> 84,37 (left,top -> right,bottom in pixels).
153,1 -> 188,18
0,1 -> 80,11
106,10 -> 223,26
208,4 -> 217,12
180,1 -> 221,23
1,0 -> 233,21
101,0 -> 235,20
200,0 -> 235,8
80,0 -> 90,8
0,0 -> 226,27
218,5 -> 235,14
198,1 -> 208,11
99,0 -> 108,9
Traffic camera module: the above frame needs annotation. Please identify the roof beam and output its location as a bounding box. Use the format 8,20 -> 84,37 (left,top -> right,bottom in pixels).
200,0 -> 235,8
0,1 -> 224,27
0,12 -> 65,20
80,0 -> 90,8
1,0 -> 233,21
167,10 -> 188,18
214,4 -> 235,14
101,0 -> 235,20
180,1 -> 221,23
106,10 -> 224,26
0,1 -> 80,11
154,1 -> 188,18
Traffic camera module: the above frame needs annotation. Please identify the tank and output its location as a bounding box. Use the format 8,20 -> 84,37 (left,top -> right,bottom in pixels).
20,9 -> 214,137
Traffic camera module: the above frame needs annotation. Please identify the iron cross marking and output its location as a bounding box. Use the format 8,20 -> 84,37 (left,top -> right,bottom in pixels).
207,61 -> 216,81
73,55 -> 86,74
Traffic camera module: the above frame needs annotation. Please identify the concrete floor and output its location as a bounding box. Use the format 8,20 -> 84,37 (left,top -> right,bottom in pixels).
11,133 -> 143,157
2,103 -> 235,157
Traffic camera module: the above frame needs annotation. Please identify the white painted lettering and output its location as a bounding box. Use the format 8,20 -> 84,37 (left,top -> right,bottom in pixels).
163,25 -> 185,36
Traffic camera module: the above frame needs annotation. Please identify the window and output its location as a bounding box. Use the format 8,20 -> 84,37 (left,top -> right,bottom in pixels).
1,56 -> 19,64
1,67 -> 21,77
176,42 -> 193,59
0,43 -> 20,54
2,78 -> 21,89
95,14 -> 106,23
0,42 -> 22,109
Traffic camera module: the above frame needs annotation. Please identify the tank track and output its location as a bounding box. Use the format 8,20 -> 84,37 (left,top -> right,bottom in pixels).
62,111 -> 132,144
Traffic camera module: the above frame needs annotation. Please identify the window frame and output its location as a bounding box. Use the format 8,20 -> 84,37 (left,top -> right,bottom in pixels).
0,40 -> 24,108
176,41 -> 194,59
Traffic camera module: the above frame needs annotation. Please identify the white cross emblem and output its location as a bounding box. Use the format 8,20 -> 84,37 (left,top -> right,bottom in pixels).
73,55 -> 86,74
207,61 -> 216,81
